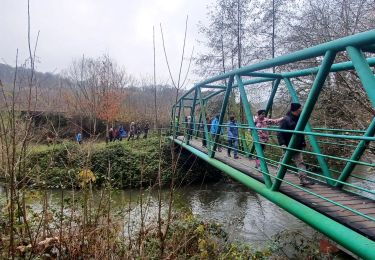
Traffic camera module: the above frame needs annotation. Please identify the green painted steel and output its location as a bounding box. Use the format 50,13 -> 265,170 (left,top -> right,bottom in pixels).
186,89 -> 198,145
201,85 -> 227,89
265,78 -> 280,115
211,76 -> 234,157
336,117 -> 375,187
198,30 -> 375,86
347,47 -> 375,108
283,77 -> 333,186
203,89 -> 225,101
169,30 -> 375,256
272,51 -> 336,191
196,87 -> 212,156
236,74 -> 273,188
172,138 -> 375,260
244,72 -> 282,78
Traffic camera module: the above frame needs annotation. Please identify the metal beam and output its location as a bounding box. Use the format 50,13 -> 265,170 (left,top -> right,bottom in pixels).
198,30 -> 375,86
202,89 -> 226,101
283,77 -> 334,186
272,51 -> 336,191
186,88 -> 198,145
176,57 -> 375,105
336,117 -> 375,187
196,87 -> 212,156
347,47 -> 375,108
201,85 -> 227,89
211,76 -> 234,158
236,74 -> 273,188
265,78 -> 281,116
243,72 -> 283,78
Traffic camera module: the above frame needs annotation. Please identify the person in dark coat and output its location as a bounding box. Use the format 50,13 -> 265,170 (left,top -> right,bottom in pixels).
128,122 -> 135,141
143,122 -> 149,139
277,102 -> 314,186
135,124 -> 141,140
108,127 -> 114,142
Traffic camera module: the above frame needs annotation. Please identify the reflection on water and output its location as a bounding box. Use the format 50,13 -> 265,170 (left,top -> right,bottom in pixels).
0,182 -> 313,246
180,182 -> 311,245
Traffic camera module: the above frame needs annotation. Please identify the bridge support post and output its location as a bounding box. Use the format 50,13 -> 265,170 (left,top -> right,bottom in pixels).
210,76 -> 234,158
236,74 -> 273,188
272,50 -> 336,191
336,117 -> 375,187
283,77 -> 334,186
196,86 -> 213,156
195,104 -> 202,138
335,47 -> 375,187
186,88 -> 198,145
347,46 -> 375,108
265,78 -> 281,116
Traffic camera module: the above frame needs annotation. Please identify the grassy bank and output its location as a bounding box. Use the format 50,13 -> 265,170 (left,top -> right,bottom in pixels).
25,136 -> 222,189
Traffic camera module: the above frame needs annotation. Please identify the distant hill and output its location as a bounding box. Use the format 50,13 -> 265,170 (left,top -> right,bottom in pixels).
0,63 -> 62,89
0,63 -> 69,112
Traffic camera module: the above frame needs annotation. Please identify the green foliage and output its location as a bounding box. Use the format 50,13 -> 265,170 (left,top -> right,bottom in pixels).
141,213 -> 272,259
26,137 -> 222,189
90,139 -> 168,188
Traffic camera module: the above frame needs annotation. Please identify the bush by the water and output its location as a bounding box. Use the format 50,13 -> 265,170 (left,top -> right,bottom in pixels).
26,137 -> 222,189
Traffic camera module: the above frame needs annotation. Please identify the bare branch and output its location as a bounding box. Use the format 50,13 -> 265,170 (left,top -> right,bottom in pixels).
180,46 -> 195,89
177,15 -> 189,88
159,23 -> 177,89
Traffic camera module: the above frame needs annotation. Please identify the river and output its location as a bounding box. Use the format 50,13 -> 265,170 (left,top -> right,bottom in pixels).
0,181 -> 314,247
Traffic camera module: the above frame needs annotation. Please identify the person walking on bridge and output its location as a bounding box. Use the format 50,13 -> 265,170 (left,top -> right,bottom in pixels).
277,103 -> 314,186
254,109 -> 283,168
210,114 -> 223,152
227,116 -> 239,159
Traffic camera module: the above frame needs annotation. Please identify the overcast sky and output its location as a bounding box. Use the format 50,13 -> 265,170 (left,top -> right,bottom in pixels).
1,0 -> 214,84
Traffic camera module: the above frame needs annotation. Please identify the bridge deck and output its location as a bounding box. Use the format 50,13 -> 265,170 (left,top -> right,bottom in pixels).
177,137 -> 375,241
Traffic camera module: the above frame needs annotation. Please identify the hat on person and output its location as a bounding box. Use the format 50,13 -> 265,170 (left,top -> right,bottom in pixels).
291,103 -> 302,112
257,109 -> 266,115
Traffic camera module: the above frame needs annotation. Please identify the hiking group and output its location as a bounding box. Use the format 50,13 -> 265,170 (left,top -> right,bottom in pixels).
108,122 -> 150,142
184,102 -> 314,186
75,122 -> 150,144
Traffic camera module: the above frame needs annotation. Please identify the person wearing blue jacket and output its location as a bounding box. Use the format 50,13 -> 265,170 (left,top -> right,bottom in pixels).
75,132 -> 82,145
210,114 -> 223,152
119,125 -> 127,141
227,116 -> 239,159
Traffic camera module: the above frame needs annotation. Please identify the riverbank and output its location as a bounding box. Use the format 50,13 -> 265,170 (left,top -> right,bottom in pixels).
0,135 -> 353,259
18,136 -> 222,189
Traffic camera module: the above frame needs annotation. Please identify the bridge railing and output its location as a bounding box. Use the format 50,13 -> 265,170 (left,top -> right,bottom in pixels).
178,122 -> 374,191
174,121 -> 375,225
170,30 -> 375,224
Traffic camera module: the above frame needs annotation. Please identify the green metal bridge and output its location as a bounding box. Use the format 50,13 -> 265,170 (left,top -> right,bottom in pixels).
170,30 -> 375,258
